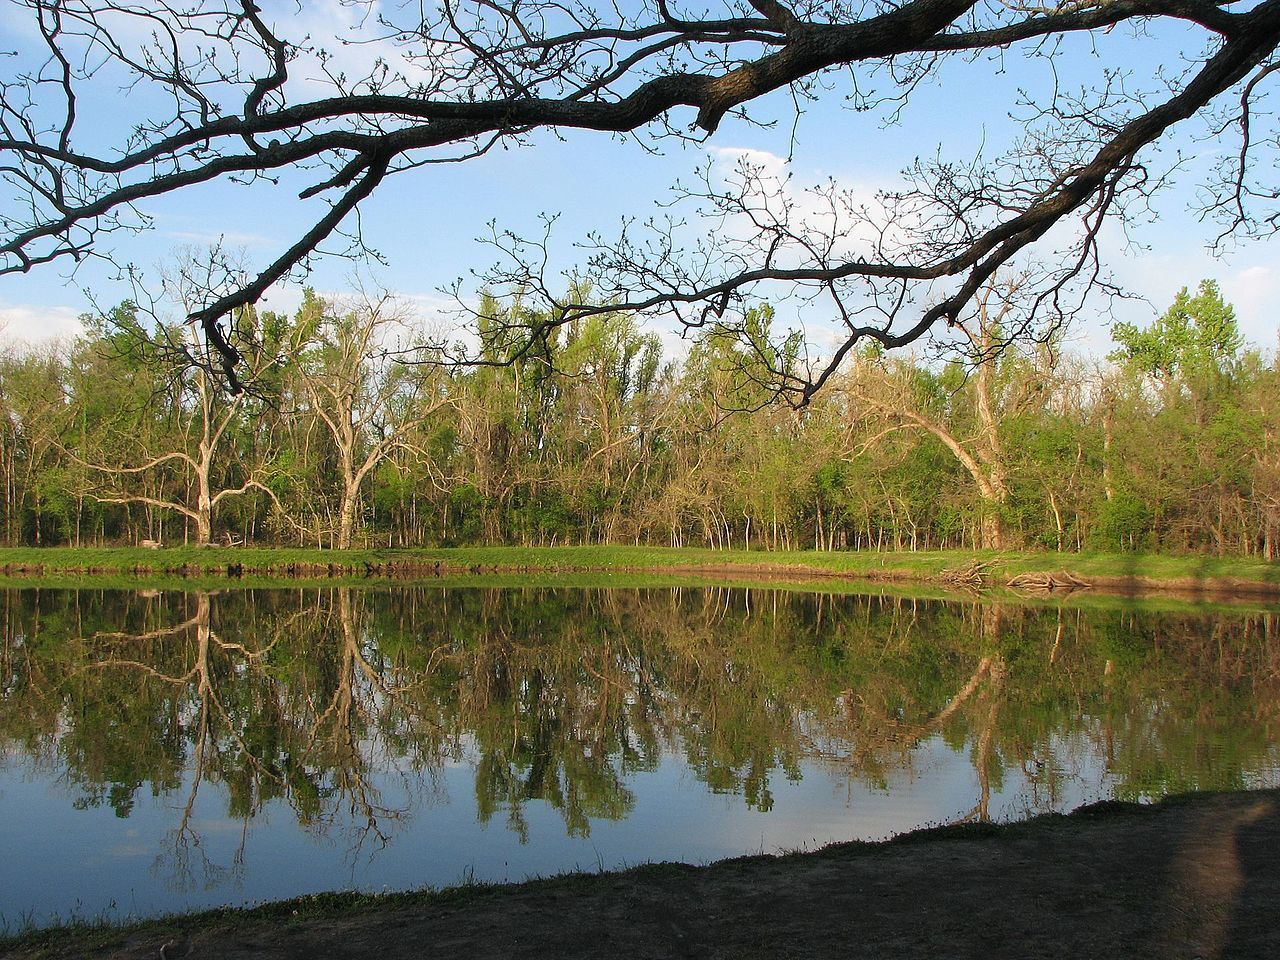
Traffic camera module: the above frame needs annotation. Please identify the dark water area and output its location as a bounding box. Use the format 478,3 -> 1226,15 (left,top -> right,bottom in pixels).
1,585 -> 1277,927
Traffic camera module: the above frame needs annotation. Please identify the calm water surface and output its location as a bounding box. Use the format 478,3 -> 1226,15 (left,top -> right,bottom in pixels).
1,584 -> 1277,926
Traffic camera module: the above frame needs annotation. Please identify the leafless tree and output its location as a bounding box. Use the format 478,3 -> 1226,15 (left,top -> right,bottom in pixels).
843,274 -> 1058,547
2,0 -> 1277,396
290,290 -> 454,549
65,249 -> 292,543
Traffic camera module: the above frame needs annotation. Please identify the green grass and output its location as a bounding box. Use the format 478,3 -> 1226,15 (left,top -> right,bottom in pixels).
0,570 -> 1269,615
0,545 -> 1274,591
0,544 -> 1276,596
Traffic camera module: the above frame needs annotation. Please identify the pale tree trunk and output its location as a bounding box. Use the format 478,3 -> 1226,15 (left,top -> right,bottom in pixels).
891,407 -> 1009,549
295,297 -> 454,552
1102,397 -> 1116,503
66,347 -> 280,545
193,404 -> 215,544
970,298 -> 1010,550
337,486 -> 359,550
847,282 -> 1035,551
977,491 -> 1008,552
1048,489 -> 1065,551
334,426 -> 360,550
195,485 -> 213,545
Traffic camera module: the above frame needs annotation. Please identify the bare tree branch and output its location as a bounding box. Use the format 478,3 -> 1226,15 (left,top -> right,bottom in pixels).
1,0 -> 1277,392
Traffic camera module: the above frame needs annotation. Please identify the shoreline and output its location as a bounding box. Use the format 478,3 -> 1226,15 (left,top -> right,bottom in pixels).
0,545 -> 1277,601
6,788 -> 1278,959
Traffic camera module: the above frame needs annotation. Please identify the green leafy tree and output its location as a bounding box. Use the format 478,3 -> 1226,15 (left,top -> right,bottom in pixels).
1107,280 -> 1261,554
1111,280 -> 1243,393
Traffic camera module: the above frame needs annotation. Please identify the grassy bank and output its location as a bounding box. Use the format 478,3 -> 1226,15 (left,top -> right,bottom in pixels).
0,545 -> 1276,597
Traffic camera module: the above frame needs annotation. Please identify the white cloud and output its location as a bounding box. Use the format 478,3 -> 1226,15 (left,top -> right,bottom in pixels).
164,230 -> 275,249
701,144 -> 898,267
696,144 -> 958,365
706,146 -> 791,181
1228,264 -> 1280,350
1089,224 -> 1280,353
700,143 -> 1280,364
263,0 -> 438,94
0,303 -> 84,346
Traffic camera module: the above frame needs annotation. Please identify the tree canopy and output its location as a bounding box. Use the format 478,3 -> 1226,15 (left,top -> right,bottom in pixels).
2,1 -> 1278,392
1111,280 -> 1244,384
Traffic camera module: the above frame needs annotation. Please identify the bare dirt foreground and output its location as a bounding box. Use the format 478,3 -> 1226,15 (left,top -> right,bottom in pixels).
7,790 -> 1278,960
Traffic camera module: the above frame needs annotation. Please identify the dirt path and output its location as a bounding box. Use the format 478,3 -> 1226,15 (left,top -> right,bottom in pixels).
9,790 -> 1278,960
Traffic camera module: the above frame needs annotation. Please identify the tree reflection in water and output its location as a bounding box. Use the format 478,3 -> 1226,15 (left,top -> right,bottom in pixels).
1,585 -> 1277,891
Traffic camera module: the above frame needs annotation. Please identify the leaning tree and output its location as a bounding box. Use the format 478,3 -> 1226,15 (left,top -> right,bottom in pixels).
2,0 -> 1277,397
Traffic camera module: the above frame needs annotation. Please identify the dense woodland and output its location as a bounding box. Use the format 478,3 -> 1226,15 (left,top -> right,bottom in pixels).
0,279 -> 1276,557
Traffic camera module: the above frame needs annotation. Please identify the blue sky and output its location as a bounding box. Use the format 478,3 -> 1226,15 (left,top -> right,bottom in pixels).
1,1 -> 1276,358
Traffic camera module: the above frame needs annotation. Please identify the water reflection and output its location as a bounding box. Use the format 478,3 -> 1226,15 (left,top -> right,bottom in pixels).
1,586 -> 1278,924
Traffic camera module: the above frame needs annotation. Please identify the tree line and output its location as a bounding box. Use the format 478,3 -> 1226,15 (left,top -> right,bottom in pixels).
1,279 -> 1276,556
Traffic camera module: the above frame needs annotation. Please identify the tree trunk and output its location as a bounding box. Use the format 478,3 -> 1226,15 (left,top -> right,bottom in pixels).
1102,401 -> 1115,502
1048,489 -> 1064,551
338,490 -> 358,550
980,507 -> 1004,550
195,467 -> 213,545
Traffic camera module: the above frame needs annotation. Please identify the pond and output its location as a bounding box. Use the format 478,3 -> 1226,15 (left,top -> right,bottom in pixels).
1,583 -> 1277,927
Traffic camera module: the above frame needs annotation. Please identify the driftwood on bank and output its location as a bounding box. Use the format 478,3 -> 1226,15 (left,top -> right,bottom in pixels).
939,560 -> 1092,593
1007,571 -> 1092,592
940,559 -> 998,588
